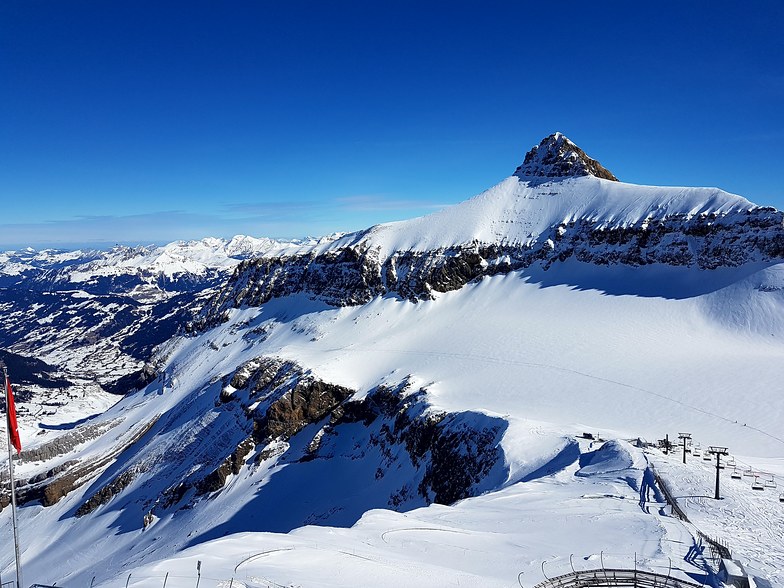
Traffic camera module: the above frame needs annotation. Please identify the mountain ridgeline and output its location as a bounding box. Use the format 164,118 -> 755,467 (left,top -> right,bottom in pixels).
203,134 -> 784,322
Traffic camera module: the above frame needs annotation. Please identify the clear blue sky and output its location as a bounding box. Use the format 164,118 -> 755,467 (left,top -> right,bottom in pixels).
2,1 -> 783,249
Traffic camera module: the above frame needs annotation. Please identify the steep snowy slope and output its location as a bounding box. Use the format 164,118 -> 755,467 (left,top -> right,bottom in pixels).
1,134 -> 783,588
334,164 -> 758,260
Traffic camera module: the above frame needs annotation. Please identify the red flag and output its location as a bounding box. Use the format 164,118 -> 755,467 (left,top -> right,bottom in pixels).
5,376 -> 21,455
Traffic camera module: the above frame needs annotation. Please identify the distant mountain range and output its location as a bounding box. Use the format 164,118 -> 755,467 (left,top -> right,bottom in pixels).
0,234 -> 340,407
0,234 -> 337,293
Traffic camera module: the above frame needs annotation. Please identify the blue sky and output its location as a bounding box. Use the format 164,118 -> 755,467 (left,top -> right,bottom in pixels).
2,1 -> 783,249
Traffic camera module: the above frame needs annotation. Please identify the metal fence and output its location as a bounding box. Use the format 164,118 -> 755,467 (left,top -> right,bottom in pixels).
88,573 -> 282,588
532,568 -> 704,588
651,465 -> 732,561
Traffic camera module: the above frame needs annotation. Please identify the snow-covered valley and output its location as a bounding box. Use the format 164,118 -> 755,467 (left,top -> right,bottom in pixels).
0,134 -> 782,588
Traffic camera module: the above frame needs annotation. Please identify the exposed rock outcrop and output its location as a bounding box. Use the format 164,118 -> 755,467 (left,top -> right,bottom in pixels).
514,132 -> 618,181
324,382 -> 508,505
202,205 -> 784,318
196,436 -> 255,495
182,359 -> 507,511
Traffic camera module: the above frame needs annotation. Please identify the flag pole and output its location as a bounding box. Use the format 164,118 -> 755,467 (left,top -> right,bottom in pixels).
1,362 -> 23,588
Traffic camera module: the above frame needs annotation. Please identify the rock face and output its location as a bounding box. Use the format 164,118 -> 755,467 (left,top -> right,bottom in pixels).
203,207 -> 784,319
206,245 -> 383,317
51,357 -> 508,527
329,383 -> 507,505
0,416 -> 154,512
224,357 -> 506,505
514,132 -> 618,181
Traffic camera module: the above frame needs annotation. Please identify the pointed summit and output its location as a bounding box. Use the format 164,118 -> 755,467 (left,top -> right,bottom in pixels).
514,133 -> 618,181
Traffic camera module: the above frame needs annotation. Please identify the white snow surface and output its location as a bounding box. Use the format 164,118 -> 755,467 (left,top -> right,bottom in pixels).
302,175 -> 756,259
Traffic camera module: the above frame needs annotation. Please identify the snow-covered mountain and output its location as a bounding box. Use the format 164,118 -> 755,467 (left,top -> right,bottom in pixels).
2,134 -> 783,588
205,135 -> 782,318
0,235 -> 335,292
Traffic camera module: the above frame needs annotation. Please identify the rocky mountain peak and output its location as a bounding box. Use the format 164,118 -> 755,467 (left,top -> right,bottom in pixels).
514,132 -> 618,181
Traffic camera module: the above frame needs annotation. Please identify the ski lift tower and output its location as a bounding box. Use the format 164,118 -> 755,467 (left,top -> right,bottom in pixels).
678,433 -> 691,464
708,446 -> 729,499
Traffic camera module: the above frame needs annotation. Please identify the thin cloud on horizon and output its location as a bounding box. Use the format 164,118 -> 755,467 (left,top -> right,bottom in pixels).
0,196 -> 452,250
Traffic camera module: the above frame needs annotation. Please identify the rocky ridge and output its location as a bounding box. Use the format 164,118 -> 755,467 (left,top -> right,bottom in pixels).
514,132 -> 618,181
202,135 -> 784,319
204,208 -> 784,318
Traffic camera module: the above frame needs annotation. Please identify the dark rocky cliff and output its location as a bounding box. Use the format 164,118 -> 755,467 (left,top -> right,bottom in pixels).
514,132 -> 618,181
202,206 -> 784,322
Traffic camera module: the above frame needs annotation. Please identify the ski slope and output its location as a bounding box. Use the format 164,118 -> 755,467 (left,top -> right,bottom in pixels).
90,440 -> 766,588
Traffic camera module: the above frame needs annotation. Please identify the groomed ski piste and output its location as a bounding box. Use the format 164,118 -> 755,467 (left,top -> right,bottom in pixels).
1,136 -> 783,587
